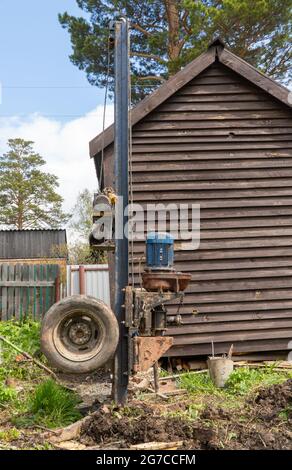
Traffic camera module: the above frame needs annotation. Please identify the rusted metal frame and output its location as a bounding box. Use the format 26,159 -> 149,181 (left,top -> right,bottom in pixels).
133,336 -> 173,373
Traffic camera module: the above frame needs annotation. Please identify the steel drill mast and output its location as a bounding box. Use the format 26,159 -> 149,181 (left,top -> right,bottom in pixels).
112,18 -> 130,404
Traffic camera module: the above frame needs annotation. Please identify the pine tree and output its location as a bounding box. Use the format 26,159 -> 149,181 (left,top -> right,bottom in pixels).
0,139 -> 70,229
59,0 -> 292,102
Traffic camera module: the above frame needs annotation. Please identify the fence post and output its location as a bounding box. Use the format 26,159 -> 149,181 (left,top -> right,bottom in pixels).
55,273 -> 61,303
79,265 -> 86,295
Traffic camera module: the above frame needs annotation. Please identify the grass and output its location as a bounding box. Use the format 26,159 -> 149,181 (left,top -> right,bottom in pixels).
28,379 -> 82,428
161,364 -> 292,425
0,319 -> 82,433
225,364 -> 292,395
177,364 -> 292,408
0,318 -> 42,383
0,427 -> 20,442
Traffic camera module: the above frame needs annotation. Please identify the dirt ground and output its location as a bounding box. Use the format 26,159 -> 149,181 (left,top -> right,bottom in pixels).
1,373 -> 292,450
74,379 -> 292,450
77,379 -> 292,450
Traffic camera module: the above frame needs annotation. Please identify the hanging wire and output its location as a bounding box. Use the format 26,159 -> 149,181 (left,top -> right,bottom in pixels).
128,25 -> 135,287
99,28 -> 113,188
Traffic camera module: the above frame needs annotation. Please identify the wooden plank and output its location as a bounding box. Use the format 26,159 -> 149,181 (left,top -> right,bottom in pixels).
159,101 -> 282,112
132,206 -> 292,220
136,118 -> 292,130
167,300 -> 292,315
178,83 -> 260,95
133,266 -> 292,282
133,142 -> 292,154
133,188 -> 292,201
198,65 -> 230,76
132,150 -> 292,162
188,75 -> 243,85
172,328 -> 292,345
0,281 -> 56,287
168,318 -> 292,335
133,134 -> 292,144
22,264 -> 29,321
7,263 -> 15,320
133,169 -> 292,183
134,159 -> 292,172
135,179 -> 292,191
135,197 -> 292,210
39,264 -> 44,318
7,265 -> 15,320
173,310 -> 292,324
134,246 -> 292,261
147,110 -> 291,122
133,257 -> 292,273
166,339 -> 290,357
14,264 -> 21,320
134,237 -> 292,251
134,227 -> 292,240
189,277 -> 292,293
169,93 -> 268,103
28,265 -> 34,319
185,267 -> 292,281
45,265 -> 50,314
1,264 -> 8,321
133,127 -> 292,137
171,289 -> 292,304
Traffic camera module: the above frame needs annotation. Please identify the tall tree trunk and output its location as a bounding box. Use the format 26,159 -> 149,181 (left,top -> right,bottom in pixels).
164,0 -> 182,61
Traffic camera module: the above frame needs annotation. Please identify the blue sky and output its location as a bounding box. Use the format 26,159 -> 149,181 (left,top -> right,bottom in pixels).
0,0 -> 104,119
0,1 -> 114,213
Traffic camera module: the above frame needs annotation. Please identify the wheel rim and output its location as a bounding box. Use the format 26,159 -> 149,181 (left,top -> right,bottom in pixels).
52,308 -> 105,362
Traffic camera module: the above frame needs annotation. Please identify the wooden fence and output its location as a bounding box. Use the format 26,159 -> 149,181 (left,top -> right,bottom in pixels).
0,263 -> 60,321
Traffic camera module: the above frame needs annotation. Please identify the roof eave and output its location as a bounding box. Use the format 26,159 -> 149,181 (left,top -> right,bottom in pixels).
89,46 -> 217,158
89,42 -> 291,159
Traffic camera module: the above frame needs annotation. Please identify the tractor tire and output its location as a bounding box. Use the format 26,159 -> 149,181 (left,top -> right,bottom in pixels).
41,295 -> 119,374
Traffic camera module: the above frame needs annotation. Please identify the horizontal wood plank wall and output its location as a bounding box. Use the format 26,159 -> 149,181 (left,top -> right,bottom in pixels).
129,63 -> 292,357
0,263 -> 60,321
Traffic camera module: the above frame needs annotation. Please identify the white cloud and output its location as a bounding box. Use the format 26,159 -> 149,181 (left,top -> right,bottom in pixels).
0,105 -> 114,212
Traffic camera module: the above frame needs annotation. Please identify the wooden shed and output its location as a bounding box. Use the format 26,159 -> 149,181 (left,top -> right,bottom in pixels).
89,39 -> 292,361
0,230 -> 67,321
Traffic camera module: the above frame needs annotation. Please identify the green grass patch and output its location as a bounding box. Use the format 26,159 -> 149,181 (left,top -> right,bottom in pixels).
225,365 -> 292,396
0,384 -> 17,404
1,319 -> 82,431
27,379 -> 82,428
179,372 -> 222,395
0,427 -> 20,442
178,365 -> 292,400
0,318 -> 42,382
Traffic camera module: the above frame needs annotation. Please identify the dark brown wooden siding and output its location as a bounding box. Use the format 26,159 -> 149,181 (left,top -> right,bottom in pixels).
103,62 -> 292,358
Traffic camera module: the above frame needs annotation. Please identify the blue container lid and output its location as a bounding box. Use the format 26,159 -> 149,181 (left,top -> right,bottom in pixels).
146,232 -> 174,244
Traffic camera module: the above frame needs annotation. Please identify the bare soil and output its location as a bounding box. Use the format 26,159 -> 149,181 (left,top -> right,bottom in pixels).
79,379 -> 292,450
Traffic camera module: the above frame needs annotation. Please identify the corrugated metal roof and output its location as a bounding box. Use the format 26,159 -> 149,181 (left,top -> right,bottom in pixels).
0,230 -> 67,259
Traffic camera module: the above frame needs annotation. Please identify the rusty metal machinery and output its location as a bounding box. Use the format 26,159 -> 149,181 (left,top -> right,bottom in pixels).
124,232 -> 191,377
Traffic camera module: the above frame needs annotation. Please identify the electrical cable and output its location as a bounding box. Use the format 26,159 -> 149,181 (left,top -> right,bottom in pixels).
99,27 -> 113,189
128,26 -> 135,287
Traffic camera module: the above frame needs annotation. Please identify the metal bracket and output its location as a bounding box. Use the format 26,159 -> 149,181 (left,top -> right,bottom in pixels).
132,336 -> 173,373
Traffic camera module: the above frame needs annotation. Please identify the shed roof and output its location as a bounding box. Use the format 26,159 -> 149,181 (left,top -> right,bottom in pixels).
0,229 -> 67,259
89,38 -> 291,158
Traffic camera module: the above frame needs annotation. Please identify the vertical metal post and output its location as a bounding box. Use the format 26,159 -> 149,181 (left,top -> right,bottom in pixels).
112,18 -> 129,404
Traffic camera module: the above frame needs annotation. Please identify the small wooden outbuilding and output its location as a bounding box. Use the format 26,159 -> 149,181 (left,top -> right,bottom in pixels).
0,230 -> 67,321
89,39 -> 292,361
